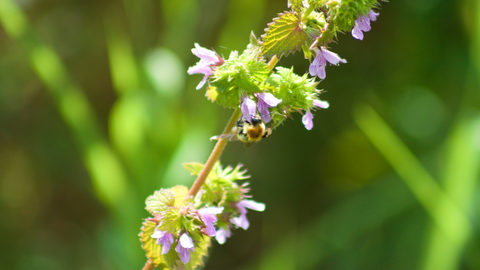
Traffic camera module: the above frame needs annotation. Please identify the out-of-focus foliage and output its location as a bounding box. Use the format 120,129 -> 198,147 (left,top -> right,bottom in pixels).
0,0 -> 479,270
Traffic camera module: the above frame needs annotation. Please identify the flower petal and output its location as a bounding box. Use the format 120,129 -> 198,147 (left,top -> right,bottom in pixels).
238,200 -> 266,211
369,10 -> 379,22
351,24 -> 364,40
179,234 -> 194,249
215,227 -> 230,244
257,99 -> 271,123
192,43 -> 218,64
199,206 -> 224,215
258,92 -> 281,107
302,110 -> 314,130
313,99 -> 330,109
231,215 -> 249,230
161,233 -> 174,254
321,48 -> 347,65
241,97 -> 257,120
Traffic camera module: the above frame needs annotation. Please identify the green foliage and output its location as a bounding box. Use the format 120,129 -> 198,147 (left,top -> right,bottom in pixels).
261,12 -> 309,57
145,189 -> 176,214
260,0 -> 383,59
210,50 -> 271,108
140,220 -> 212,270
288,0 -> 304,16
266,67 -> 319,128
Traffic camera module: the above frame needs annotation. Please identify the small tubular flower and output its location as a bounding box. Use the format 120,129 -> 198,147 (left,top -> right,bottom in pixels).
309,47 -> 347,79
302,109 -> 314,130
351,10 -> 379,40
215,227 -> 232,245
198,207 -> 224,237
175,233 -> 195,264
241,97 -> 257,120
313,99 -> 329,109
302,100 -> 329,130
151,228 -> 174,255
256,93 -> 282,123
231,200 -> 265,230
187,43 -> 224,90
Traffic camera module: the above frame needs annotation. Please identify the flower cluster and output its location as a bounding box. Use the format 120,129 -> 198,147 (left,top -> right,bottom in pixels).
140,163 -> 265,268
352,10 -> 379,40
188,43 -> 330,131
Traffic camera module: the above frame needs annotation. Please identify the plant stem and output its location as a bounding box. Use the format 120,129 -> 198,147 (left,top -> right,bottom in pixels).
268,55 -> 279,70
142,259 -> 155,270
187,108 -> 242,197
301,4 -> 315,23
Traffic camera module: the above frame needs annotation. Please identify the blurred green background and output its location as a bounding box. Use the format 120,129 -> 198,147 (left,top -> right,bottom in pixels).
1,0 -> 479,269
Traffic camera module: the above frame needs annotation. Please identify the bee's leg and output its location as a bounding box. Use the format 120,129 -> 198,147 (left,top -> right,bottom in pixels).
263,128 -> 272,138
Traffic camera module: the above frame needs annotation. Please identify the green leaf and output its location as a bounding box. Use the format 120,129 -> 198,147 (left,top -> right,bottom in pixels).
182,162 -> 205,176
171,185 -> 190,207
182,162 -> 219,180
145,189 -> 176,214
140,220 -> 170,269
261,12 -> 309,57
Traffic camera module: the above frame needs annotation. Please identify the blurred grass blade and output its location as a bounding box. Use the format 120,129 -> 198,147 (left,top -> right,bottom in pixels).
0,0 -> 129,207
105,12 -> 141,94
353,104 -> 472,248
422,109 -> 480,270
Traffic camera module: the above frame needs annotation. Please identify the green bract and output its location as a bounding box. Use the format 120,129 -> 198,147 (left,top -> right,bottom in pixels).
208,50 -> 271,108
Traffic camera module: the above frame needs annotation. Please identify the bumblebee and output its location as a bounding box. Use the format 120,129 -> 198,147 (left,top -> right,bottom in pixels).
211,115 -> 272,147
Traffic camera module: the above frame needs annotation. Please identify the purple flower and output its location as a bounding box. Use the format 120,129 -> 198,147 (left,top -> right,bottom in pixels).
187,43 -> 223,90
175,233 -> 195,264
309,47 -> 347,79
352,10 -> 379,40
198,207 -> 224,237
231,200 -> 265,230
313,99 -> 329,109
241,97 -> 257,120
256,93 -> 282,123
215,227 -> 232,245
302,99 -> 329,130
302,109 -> 314,130
151,228 -> 174,255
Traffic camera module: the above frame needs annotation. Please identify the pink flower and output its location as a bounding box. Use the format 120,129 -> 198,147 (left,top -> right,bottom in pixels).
256,93 -> 282,123
215,227 -> 232,245
352,10 -> 379,40
187,43 -> 224,90
175,233 -> 195,264
309,47 -> 347,79
241,96 -> 257,120
231,200 -> 265,230
302,100 -> 330,130
151,228 -> 174,255
198,207 -> 224,237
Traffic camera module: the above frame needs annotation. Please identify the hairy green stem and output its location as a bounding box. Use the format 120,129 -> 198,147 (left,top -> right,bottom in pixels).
187,108 -> 242,197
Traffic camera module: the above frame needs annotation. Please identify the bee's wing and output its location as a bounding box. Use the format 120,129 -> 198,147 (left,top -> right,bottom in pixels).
210,133 -> 238,141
